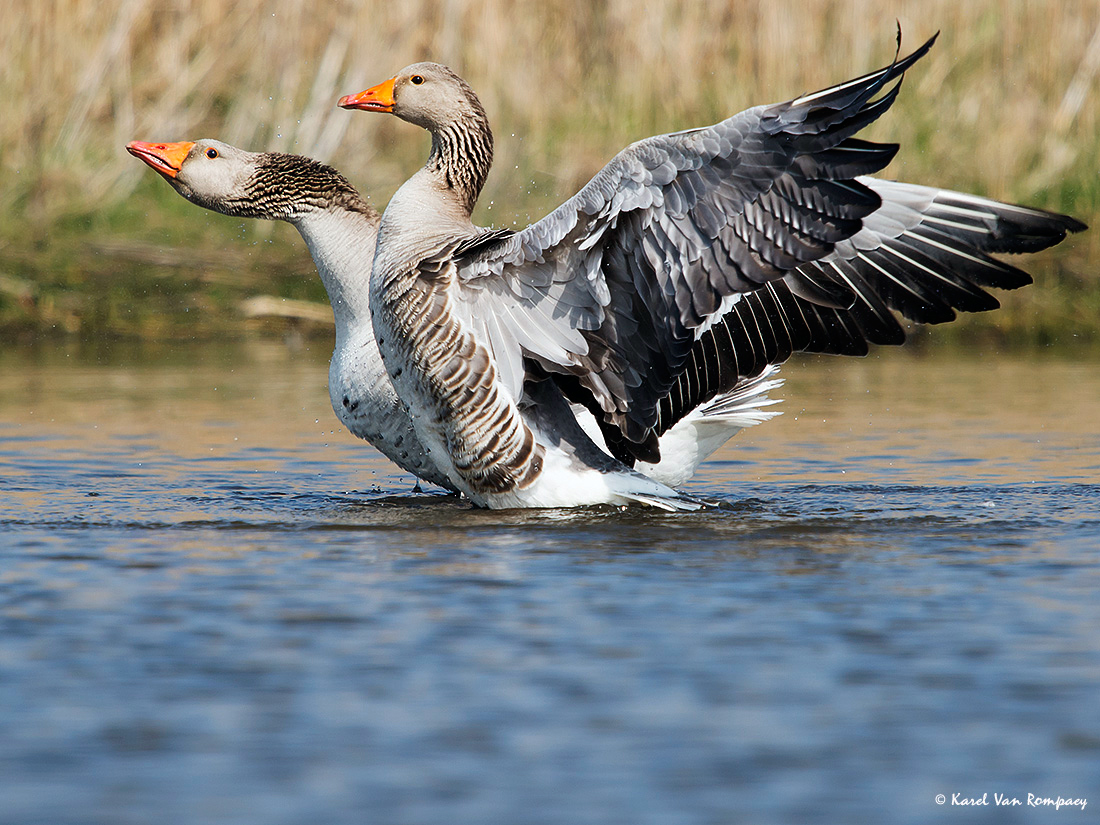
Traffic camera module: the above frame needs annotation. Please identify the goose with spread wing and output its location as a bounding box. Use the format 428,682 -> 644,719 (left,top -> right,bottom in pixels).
126,139 -> 783,497
336,34 -> 1084,510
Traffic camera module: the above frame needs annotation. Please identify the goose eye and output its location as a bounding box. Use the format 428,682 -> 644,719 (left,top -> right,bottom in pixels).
410,75 -> 424,85
205,148 -> 219,159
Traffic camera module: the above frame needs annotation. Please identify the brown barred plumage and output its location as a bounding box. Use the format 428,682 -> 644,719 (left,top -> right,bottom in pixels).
377,253 -> 544,495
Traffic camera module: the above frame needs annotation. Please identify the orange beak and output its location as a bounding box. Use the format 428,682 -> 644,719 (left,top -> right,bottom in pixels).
338,77 -> 396,113
126,140 -> 196,178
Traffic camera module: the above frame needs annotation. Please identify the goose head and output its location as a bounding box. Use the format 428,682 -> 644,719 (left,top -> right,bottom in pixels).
126,139 -> 372,220
339,64 -> 493,212
339,62 -> 487,135
127,139 -> 264,215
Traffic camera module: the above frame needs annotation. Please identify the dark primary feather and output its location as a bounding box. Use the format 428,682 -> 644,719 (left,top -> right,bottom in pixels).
645,182 -> 1086,453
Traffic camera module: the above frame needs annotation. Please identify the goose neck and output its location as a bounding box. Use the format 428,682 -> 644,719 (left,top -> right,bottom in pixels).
426,112 -> 493,215
291,208 -> 378,335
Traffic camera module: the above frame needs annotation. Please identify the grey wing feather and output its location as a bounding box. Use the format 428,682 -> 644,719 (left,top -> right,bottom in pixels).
452,36 -> 938,443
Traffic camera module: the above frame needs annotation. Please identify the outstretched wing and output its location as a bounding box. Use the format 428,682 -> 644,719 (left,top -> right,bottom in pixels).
645,181 -> 1085,453
448,33 -> 1081,462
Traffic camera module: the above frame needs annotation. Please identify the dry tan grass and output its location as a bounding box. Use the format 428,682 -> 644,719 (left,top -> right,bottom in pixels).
3,0 -> 1098,225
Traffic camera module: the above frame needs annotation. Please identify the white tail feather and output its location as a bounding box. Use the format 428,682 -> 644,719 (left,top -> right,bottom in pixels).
639,365 -> 784,487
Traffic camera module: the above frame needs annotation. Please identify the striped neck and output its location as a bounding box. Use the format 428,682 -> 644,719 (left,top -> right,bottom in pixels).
223,153 -> 377,221
426,108 -> 493,215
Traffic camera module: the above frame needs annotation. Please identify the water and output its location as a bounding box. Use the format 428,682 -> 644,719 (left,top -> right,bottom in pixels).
2,341 -> 1098,825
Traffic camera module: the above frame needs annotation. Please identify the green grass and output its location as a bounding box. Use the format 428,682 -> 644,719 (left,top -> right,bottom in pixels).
1,0 -> 1097,345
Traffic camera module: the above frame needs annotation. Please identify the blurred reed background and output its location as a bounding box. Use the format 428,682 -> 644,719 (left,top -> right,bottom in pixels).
1,0 -> 1097,341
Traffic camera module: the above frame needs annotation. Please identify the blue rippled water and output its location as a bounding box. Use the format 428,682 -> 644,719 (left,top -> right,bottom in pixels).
1,343 -> 1098,824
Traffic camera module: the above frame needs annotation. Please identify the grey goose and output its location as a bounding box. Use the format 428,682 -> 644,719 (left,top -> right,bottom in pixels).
336,33 -> 1085,509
